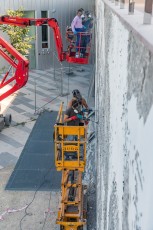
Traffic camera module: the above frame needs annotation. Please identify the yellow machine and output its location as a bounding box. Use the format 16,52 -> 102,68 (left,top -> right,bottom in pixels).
54,103 -> 87,230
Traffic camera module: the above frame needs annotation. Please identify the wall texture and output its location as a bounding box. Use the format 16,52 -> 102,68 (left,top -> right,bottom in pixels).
95,0 -> 153,229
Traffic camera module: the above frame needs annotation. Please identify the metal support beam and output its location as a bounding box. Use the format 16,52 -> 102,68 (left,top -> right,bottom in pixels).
115,0 -> 119,6
120,0 -> 125,9
143,0 -> 153,24
128,0 -> 135,14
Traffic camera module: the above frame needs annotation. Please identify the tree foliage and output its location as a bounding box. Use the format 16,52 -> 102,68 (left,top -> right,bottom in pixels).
0,8 -> 34,56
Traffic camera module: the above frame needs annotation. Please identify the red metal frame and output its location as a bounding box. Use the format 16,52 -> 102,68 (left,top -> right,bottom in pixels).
0,37 -> 29,101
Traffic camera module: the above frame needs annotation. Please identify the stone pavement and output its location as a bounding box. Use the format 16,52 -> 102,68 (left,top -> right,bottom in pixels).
0,64 -> 94,169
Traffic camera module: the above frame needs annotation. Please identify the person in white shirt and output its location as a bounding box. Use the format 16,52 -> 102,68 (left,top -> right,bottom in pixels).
71,9 -> 86,57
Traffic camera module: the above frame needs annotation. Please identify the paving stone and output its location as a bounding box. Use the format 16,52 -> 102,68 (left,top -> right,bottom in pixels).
0,152 -> 17,167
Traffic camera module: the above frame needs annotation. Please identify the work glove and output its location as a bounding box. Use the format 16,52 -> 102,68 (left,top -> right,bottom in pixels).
70,116 -> 77,121
85,120 -> 89,125
76,114 -> 83,119
73,30 -> 77,35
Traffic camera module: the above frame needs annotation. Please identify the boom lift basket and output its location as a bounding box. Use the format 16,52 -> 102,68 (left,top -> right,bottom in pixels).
66,29 -> 92,64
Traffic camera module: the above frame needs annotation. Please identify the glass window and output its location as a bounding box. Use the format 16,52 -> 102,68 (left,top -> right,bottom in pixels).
42,25 -> 48,42
23,11 -> 36,37
41,11 -> 48,48
41,11 -> 47,18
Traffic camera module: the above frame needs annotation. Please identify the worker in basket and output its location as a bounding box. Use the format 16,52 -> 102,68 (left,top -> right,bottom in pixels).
66,26 -> 75,56
66,26 -> 74,42
64,99 -> 84,160
71,8 -> 86,58
64,99 -> 84,127
81,11 -> 93,56
67,89 -> 90,125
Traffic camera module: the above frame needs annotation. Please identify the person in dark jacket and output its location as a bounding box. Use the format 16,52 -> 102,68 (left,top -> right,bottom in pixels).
81,11 -> 93,56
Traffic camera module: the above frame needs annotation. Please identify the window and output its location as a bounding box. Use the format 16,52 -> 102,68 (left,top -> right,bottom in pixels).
41,11 -> 48,48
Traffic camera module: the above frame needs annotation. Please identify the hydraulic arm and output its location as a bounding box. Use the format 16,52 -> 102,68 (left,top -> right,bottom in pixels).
0,37 -> 29,101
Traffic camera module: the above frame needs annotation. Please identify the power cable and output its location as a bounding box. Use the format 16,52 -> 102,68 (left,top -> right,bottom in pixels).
34,95 -> 60,114
66,64 -> 70,108
19,167 -> 52,230
41,191 -> 52,230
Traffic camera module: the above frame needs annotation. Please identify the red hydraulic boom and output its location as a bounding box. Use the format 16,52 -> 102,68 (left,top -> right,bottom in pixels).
0,37 -> 29,101
0,15 -> 92,101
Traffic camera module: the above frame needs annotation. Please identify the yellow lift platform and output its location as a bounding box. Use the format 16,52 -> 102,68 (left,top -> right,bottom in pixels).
54,103 -> 87,230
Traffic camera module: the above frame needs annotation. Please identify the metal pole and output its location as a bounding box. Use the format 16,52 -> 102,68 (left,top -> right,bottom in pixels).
66,63 -> 74,75
115,0 -> 119,6
129,0 -> 135,14
143,0 -> 153,24
60,66 -> 63,96
34,80 -> 37,113
53,52 -> 56,81
120,0 -> 125,9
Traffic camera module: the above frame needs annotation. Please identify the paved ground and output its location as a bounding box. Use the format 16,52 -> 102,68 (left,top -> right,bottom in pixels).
0,64 -> 95,230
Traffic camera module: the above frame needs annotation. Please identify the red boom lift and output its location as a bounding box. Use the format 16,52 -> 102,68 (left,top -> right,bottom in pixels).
0,16 -> 92,131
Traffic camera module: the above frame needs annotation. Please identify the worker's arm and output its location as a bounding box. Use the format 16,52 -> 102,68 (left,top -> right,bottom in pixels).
67,100 -> 73,108
64,114 -> 77,123
82,98 -> 88,109
64,114 -> 71,123
71,16 -> 77,33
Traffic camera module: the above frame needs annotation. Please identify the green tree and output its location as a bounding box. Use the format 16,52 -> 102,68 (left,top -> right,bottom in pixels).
0,8 -> 34,56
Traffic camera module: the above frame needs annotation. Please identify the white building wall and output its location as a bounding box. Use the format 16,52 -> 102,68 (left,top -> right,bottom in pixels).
96,0 -> 153,229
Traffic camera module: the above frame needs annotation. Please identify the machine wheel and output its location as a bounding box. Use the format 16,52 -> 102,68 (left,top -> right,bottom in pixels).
4,114 -> 12,126
0,117 -> 5,131
78,226 -> 87,230
78,227 -> 84,230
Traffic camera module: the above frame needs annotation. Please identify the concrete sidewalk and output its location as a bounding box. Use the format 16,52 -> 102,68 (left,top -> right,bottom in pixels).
0,64 -> 94,230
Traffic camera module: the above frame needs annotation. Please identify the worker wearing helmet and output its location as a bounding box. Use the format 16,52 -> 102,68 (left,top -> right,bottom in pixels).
64,99 -> 83,126
67,89 -> 88,110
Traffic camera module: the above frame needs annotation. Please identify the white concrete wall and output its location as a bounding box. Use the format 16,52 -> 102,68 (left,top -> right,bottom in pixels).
96,0 -> 153,229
